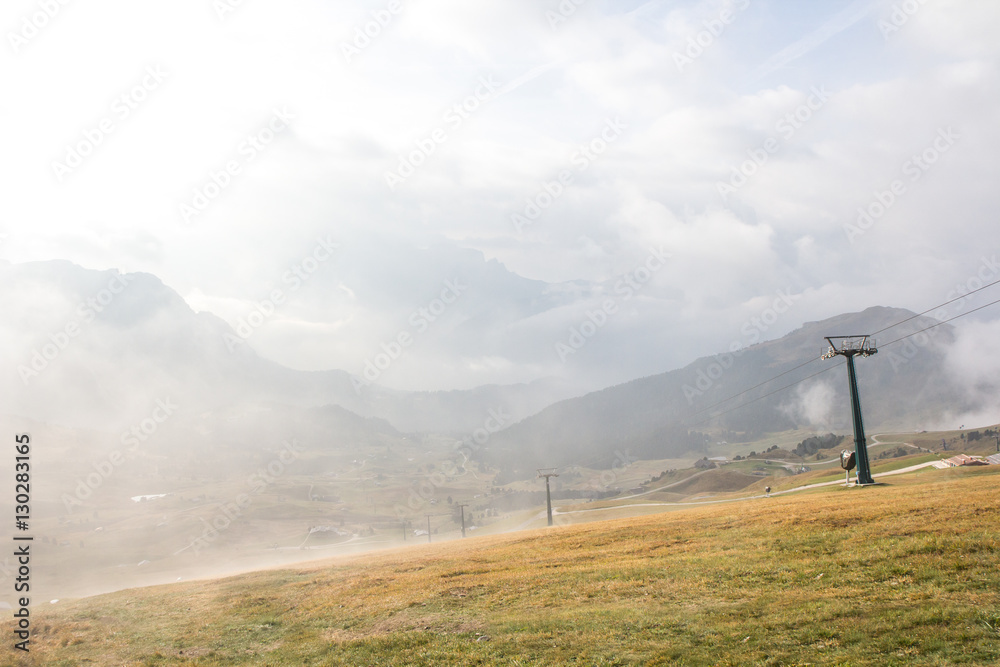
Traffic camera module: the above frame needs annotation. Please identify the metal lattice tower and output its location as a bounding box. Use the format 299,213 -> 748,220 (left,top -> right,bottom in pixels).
537,468 -> 559,526
822,335 -> 878,485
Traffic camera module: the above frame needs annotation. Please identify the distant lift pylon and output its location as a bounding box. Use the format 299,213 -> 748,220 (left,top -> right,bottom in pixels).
537,468 -> 559,526
822,335 -> 878,486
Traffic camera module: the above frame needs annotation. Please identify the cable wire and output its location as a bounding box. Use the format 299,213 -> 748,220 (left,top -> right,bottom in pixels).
553,282 -> 1000,473
688,365 -> 838,427
685,356 -> 822,420
686,287 -> 1000,427
871,277 -> 1000,336
879,295 -> 1000,348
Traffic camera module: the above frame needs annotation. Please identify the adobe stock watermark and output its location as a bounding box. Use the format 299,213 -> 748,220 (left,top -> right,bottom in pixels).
673,0 -> 751,73
384,76 -> 501,190
546,0 -> 588,30
394,407 -> 510,517
60,398 -> 178,512
213,0 -> 249,20
182,439 -> 305,555
683,288 -> 800,404
878,0 -> 929,39
224,235 -> 338,351
716,85 -> 829,201
593,450 -> 638,491
884,327 -> 944,373
341,0 -> 403,63
7,0 -> 72,54
352,278 -> 467,393
179,107 -> 294,223
935,255 -> 1000,321
51,65 -> 168,183
843,126 -> 959,244
512,117 -> 628,234
555,246 -> 670,362
889,255 -> 1000,372
17,272 -> 134,385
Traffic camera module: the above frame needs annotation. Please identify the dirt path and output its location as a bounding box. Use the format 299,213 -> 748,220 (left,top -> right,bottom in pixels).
611,470 -> 711,501
549,462 -> 940,519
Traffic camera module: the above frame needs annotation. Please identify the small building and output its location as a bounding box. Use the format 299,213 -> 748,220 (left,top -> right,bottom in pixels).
943,454 -> 988,467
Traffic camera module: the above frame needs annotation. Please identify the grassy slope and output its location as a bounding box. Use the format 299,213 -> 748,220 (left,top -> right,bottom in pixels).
8,467 -> 1000,666
24,423 -> 989,602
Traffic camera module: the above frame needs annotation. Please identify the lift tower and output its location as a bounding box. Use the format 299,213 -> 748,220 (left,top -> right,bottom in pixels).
537,468 -> 559,526
822,335 -> 878,485
456,504 -> 468,538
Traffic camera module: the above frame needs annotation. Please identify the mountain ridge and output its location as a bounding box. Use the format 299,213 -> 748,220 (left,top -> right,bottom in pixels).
1,260 -> 981,478
479,306 -> 969,479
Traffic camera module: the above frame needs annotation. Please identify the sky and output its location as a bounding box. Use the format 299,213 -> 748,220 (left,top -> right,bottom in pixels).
2,0 -> 999,393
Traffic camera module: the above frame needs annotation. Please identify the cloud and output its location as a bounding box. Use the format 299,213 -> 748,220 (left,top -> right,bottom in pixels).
2,0 -> 1000,392
944,318 -> 1000,401
743,0 -> 876,86
782,379 -> 839,430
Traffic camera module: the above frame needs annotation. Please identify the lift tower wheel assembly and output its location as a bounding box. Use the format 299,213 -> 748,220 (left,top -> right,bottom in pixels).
822,335 -> 878,486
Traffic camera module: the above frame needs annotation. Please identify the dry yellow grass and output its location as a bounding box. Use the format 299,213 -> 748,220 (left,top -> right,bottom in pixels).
6,466 -> 1000,666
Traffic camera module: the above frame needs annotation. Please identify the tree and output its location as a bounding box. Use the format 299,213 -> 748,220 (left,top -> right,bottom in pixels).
793,433 -> 844,457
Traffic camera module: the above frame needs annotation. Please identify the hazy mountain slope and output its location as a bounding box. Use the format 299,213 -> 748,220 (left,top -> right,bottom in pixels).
480,306 -> 968,478
1,261 -> 976,482
0,260 -> 579,433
